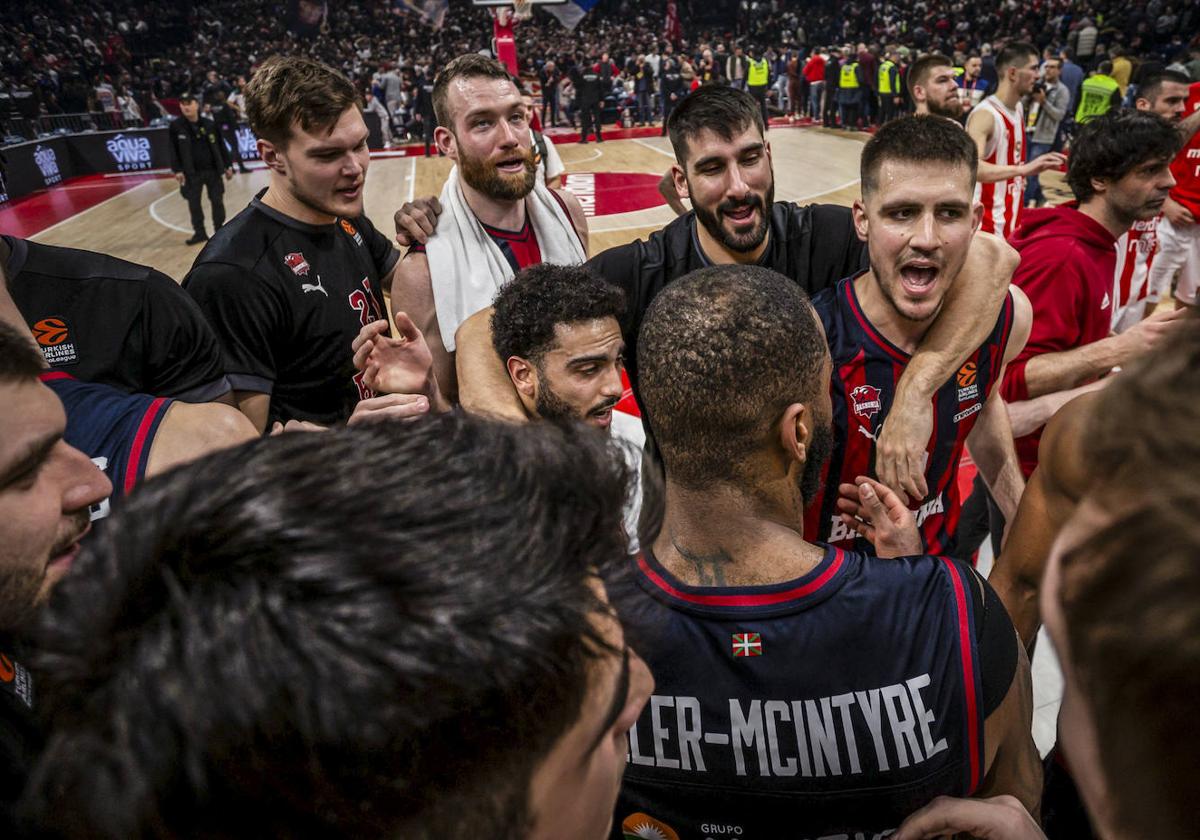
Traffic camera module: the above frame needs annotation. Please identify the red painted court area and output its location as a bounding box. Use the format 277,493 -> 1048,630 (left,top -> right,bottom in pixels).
0,173 -> 167,238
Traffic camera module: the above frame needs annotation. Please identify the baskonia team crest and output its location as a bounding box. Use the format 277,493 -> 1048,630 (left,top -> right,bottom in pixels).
283,252 -> 310,276
850,384 -> 882,420
621,812 -> 680,840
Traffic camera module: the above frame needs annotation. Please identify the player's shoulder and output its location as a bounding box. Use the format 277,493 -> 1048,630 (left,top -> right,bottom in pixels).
17,239 -> 157,286
186,203 -> 288,280
589,211 -> 690,275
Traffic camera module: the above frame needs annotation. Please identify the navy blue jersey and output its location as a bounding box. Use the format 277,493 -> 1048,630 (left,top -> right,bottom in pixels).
806,276 -> 1015,556
609,546 -> 997,840
42,372 -> 172,522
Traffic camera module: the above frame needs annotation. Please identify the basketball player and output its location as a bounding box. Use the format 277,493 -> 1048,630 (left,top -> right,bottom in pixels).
967,43 -> 1066,239
909,52 -> 1063,222
184,56 -> 399,432
607,265 -> 1038,839
0,268 -> 255,834
805,116 -> 1031,558
1111,71 -> 1200,332
1,236 -> 229,402
0,319 -> 111,835
0,265 -> 257,525
402,85 -> 1019,499
389,53 -> 588,403
1145,80 -> 1200,315
1001,110 -> 1184,479
895,317 -> 1200,840
20,416 -> 653,840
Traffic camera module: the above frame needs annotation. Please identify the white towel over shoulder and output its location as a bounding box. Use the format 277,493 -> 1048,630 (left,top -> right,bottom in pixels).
426,165 -> 586,351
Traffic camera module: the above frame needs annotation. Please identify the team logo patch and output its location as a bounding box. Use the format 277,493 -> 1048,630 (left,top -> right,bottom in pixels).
283,252 -> 311,276
340,219 -> 365,246
956,361 -> 979,402
32,317 -> 78,366
622,813 -> 680,840
732,632 -> 762,657
850,384 -> 882,420
0,651 -> 34,710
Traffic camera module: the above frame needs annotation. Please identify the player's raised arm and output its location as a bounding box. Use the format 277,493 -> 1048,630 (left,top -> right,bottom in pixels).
876,230 -> 1017,501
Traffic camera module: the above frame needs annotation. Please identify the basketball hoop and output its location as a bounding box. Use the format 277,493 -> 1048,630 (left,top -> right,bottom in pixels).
512,0 -> 534,21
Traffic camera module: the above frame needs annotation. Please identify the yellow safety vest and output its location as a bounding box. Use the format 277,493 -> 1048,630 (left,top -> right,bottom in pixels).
748,58 -> 769,87
878,60 -> 896,94
1075,74 -> 1119,123
840,62 -> 859,89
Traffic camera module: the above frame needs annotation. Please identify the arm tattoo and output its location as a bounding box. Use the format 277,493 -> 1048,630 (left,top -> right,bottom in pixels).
673,539 -> 733,587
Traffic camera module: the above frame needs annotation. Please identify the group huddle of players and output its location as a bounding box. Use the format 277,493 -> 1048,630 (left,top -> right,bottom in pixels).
1,45 -> 1198,840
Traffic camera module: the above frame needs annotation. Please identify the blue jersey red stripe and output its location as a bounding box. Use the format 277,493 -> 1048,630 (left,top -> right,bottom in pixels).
808,275 -> 1015,557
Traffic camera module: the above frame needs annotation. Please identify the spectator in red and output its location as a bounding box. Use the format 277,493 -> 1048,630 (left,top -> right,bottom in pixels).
803,48 -> 827,119
1001,109 -> 1184,477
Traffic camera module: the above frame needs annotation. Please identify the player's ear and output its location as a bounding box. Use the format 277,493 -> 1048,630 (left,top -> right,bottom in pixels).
971,200 -> 984,233
507,355 -> 537,397
435,126 -> 455,159
778,402 -> 812,467
852,198 -> 870,242
671,163 -> 689,199
258,140 -> 286,175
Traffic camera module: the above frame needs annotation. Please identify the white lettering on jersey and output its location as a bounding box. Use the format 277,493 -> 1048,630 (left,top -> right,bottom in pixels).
626,673 -> 948,780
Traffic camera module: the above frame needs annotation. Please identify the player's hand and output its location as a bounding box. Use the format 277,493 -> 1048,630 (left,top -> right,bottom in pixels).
347,392 -> 431,425
1163,195 -> 1195,227
874,393 -> 931,505
1118,305 -> 1191,361
175,172 -> 186,185
352,313 -> 443,405
835,476 -> 923,558
224,167 -> 234,181
893,795 -> 1046,840
1021,152 -> 1067,176
394,195 -> 443,247
269,419 -> 328,435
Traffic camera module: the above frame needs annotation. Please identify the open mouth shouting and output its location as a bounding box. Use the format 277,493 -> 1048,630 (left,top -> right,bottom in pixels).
898,259 -> 942,298
495,154 -> 531,175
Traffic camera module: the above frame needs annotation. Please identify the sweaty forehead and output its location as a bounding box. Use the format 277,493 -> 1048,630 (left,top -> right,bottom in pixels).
869,159 -> 974,201
449,75 -> 519,117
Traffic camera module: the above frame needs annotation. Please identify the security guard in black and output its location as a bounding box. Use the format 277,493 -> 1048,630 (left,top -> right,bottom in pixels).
170,92 -> 233,244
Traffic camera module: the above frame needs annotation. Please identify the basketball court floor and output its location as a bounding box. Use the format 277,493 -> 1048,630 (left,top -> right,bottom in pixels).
2,121 -> 1069,754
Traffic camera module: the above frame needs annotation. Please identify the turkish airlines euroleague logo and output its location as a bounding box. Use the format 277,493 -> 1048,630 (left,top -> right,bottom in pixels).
0,651 -> 34,709
33,317 -> 69,346
956,361 -> 980,402
31,316 -> 79,365
0,653 -> 14,683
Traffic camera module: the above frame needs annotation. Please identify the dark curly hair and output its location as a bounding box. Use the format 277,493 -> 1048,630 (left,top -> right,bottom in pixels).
1067,109 -> 1180,203
491,263 -> 626,364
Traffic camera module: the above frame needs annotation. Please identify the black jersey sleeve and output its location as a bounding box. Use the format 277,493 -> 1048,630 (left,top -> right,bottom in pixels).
957,560 -> 1020,717
360,215 -> 401,281
806,203 -> 870,293
140,269 -> 231,402
184,262 -> 286,394
588,238 -> 659,337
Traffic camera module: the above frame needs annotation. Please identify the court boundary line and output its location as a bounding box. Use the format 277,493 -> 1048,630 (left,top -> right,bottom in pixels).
148,189 -> 194,234
31,180 -> 160,239
631,137 -> 677,160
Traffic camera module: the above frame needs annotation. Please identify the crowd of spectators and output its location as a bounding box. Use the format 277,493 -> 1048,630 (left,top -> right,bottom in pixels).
1,0 -> 1197,142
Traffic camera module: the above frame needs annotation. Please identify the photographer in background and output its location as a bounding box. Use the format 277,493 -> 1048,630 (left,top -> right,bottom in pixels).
1025,58 -> 1069,207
